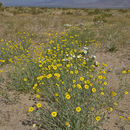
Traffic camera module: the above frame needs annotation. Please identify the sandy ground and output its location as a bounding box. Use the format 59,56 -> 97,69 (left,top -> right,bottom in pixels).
0,45 -> 130,130
96,46 -> 130,130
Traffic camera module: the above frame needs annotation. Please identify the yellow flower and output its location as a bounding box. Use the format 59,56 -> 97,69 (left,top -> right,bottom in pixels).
54,73 -> 60,78
102,63 -> 107,67
0,69 -> 3,72
124,91 -> 128,95
76,107 -> 81,112
33,83 -> 38,89
90,83 -> 93,86
34,84 -> 38,87
51,112 -> 57,117
66,64 -> 70,68
90,107 -> 94,111
80,77 -> 84,81
66,94 -> 71,100
39,64 -> 42,67
73,80 -> 76,83
65,122 -> 70,127
104,82 -> 107,86
122,70 -> 127,74
98,75 -> 103,80
100,87 -> 103,91
128,70 -> 130,73
100,92 -> 104,95
92,88 -> 96,93
109,107 -> 113,112
73,84 -> 76,88
33,124 -> 36,128
53,66 -> 57,70
120,116 -> 123,119
102,70 -> 106,74
37,103 -> 42,108
112,91 -> 117,96
28,107 -> 34,112
128,117 -> 130,120
36,89 -> 40,93
75,70 -> 78,74
77,84 -> 82,89
84,85 -> 89,89
70,71 -> 73,74
68,89 -> 71,92
84,80 -> 90,84
36,95 -> 40,98
124,118 -> 127,120
56,83 -> 59,87
47,74 -> 52,78
24,78 -> 27,82
37,75 -> 44,81
55,93 -> 59,97
96,116 -> 101,122
55,98 -> 58,102
113,102 -> 118,106
0,60 -> 5,63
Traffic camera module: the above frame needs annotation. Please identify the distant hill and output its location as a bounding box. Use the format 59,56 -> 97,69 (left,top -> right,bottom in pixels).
0,0 -> 130,8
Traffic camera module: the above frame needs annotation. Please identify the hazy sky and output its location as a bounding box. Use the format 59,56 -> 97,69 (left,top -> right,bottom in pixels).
0,0 -> 129,8
0,0 -> 99,6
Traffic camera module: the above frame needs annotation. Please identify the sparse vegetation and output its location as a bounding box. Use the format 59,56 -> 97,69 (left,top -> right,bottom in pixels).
0,7 -> 130,130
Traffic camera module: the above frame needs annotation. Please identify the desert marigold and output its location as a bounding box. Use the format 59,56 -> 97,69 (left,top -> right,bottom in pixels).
65,121 -> 70,127
47,74 -> 52,78
104,82 -> 107,86
84,85 -> 89,89
36,89 -> 40,93
80,77 -> 84,81
28,107 -> 34,112
124,91 -> 128,95
54,73 -> 60,78
120,116 -> 123,119
113,102 -> 118,106
75,70 -> 78,74
73,80 -> 76,83
66,94 -> 71,100
73,84 -> 76,88
92,88 -> 96,93
33,124 -> 36,128
36,95 -> 40,98
68,89 -> 71,92
109,107 -> 113,112
98,75 -> 103,80
70,71 -> 73,74
39,64 -> 42,67
51,112 -> 57,117
55,93 -> 59,97
0,69 -> 3,72
122,70 -> 127,74
77,84 -> 82,89
90,83 -> 93,86
96,116 -> 101,122
53,66 -> 57,70
112,91 -> 117,96
100,87 -> 103,91
36,103 -> 42,108
128,117 -> 130,120
100,92 -> 104,95
24,78 -> 27,82
76,107 -> 81,112
90,107 -> 94,111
